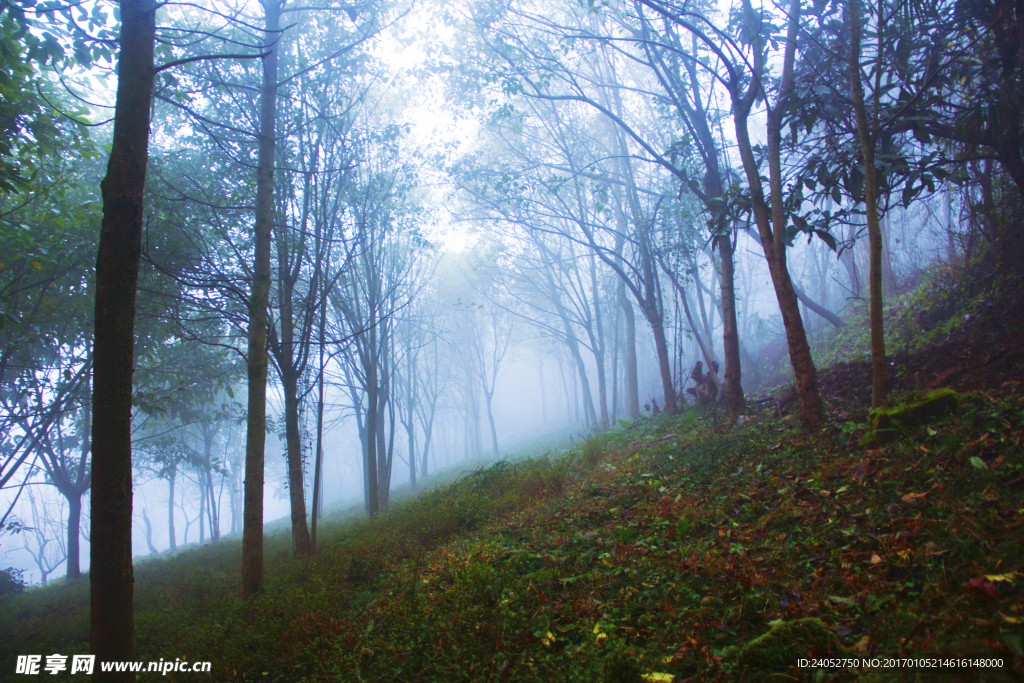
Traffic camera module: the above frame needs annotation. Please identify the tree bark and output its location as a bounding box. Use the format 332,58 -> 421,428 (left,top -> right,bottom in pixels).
734,0 -> 823,428
282,369 -> 312,554
91,0 -> 156,677
310,296 -> 326,552
718,232 -> 745,415
65,407 -> 89,580
242,0 -> 282,599
364,326 -> 380,517
847,0 -> 888,409
66,492 -> 82,578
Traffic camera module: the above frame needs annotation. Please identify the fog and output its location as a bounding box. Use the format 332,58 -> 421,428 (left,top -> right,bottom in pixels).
0,0 -> 975,589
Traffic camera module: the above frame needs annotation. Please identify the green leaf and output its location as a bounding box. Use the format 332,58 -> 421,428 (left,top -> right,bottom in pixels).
814,229 -> 837,251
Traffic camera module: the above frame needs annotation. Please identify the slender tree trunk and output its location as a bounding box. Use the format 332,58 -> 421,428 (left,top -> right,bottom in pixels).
198,466 -> 206,544
484,390 -> 499,455
91,1 -> 156,676
66,407 -> 88,580
66,492 -> 81,579
276,248 -> 312,555
848,0 -> 888,409
587,253 -> 610,428
376,386 -> 392,511
612,213 -> 641,420
418,403 -> 435,480
364,333 -> 380,518
718,233 -> 746,416
205,464 -> 219,542
283,368 -> 312,555
243,0 -> 282,599
648,309 -> 676,414
406,334 -> 417,490
310,299 -> 326,552
734,0 -> 823,428
141,508 -> 158,555
621,291 -> 639,418
167,465 -> 176,552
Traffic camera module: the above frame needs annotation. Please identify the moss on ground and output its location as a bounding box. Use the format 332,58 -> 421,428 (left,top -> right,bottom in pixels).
860,388 -> 960,447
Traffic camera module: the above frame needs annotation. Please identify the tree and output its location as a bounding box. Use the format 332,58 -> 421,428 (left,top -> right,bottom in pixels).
90,0 -> 157,674
846,0 -> 888,408
20,488 -> 68,585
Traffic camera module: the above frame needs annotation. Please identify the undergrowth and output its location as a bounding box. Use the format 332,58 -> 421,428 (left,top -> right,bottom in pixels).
2,269 -> 1024,682
3,389 -> 1022,681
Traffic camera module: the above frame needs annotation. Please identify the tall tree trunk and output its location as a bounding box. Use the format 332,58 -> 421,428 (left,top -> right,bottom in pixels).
718,233 -> 745,416
205,463 -> 219,542
376,389 -> 392,511
91,0 -> 156,677
364,333 -> 380,518
310,299 -> 326,552
167,465 -> 176,551
141,508 -> 158,554
242,0 -> 281,599
484,389 -> 499,455
277,246 -> 312,555
66,407 -> 89,580
734,0 -> 823,428
406,333 -> 417,490
848,0 -> 888,409
588,253 -> 610,429
66,492 -> 82,579
283,368 -> 312,555
613,211 -> 641,419
620,289 -> 639,418
198,465 -> 205,544
648,309 -> 676,414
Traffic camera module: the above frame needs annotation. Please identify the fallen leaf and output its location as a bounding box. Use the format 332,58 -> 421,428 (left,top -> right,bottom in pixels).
642,674 -> 675,682
901,492 -> 928,506
970,456 -> 989,471
870,553 -> 882,564
966,577 -> 1000,599
853,462 -> 877,482
985,573 -> 1016,582
999,612 -> 1023,624
829,595 -> 856,605
853,636 -> 871,653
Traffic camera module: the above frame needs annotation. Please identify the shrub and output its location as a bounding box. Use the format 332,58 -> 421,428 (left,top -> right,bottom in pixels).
0,567 -> 26,598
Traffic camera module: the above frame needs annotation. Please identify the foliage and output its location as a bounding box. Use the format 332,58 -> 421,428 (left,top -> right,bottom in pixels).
0,1 -> 102,193
0,567 -> 26,597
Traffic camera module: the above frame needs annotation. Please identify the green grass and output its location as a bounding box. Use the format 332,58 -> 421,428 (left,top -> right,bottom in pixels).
3,268 -> 1024,681
3,389 -> 1023,681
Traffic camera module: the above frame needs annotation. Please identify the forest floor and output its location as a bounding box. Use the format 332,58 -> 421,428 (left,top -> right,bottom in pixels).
2,266 -> 1024,682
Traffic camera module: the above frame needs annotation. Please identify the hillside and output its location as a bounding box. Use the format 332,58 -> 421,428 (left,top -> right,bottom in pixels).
2,268 -> 1023,682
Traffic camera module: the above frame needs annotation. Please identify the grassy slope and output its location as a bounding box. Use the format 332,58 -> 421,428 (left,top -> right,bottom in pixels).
2,269 -> 1024,683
